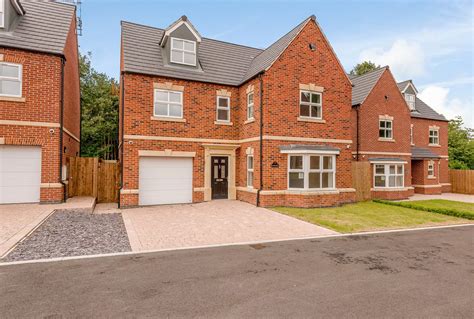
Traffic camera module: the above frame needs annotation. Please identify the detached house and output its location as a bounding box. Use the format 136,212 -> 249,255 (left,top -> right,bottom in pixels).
120,15 -> 356,208
351,67 -> 449,199
0,1 -> 80,204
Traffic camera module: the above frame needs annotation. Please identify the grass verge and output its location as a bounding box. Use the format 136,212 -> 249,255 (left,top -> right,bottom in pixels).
374,199 -> 474,220
273,201 -> 469,233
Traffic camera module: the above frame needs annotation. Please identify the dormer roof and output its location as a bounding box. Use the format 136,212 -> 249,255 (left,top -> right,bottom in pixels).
397,80 -> 418,94
159,15 -> 202,46
0,1 -> 75,56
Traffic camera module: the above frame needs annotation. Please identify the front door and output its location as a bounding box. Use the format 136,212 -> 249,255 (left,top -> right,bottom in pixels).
211,156 -> 228,199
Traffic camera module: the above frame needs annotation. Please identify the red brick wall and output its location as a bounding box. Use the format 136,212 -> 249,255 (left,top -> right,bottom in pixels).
353,69 -> 411,154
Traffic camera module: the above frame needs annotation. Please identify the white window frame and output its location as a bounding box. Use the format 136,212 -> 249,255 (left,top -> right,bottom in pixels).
247,155 -> 254,188
410,124 -> 414,145
288,154 -> 336,190
153,89 -> 183,118
379,119 -> 393,139
216,96 -> 230,122
170,37 -> 197,66
0,0 -> 4,28
405,93 -> 415,110
247,92 -> 254,120
427,161 -> 435,177
373,163 -> 404,188
429,128 -> 439,145
299,90 -> 322,119
0,62 -> 22,97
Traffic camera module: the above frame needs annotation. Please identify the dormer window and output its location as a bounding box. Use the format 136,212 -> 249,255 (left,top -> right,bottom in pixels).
170,38 -> 196,66
405,93 -> 415,110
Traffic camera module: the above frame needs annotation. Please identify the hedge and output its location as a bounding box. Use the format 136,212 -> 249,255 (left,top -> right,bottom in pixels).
373,199 -> 474,220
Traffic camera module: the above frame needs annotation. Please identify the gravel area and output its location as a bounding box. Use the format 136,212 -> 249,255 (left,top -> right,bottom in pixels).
2,210 -> 131,262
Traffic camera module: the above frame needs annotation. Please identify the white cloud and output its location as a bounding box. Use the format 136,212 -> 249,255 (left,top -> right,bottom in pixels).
418,85 -> 473,127
359,39 -> 425,79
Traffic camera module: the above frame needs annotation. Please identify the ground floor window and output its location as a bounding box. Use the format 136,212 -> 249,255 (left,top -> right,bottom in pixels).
427,161 -> 435,177
247,155 -> 254,187
288,154 -> 335,190
374,163 -> 404,188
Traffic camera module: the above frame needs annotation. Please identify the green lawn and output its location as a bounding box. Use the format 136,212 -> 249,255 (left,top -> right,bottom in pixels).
273,201 -> 470,233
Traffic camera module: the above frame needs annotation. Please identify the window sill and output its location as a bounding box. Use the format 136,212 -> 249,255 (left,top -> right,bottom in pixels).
297,117 -> 325,123
428,144 -> 441,147
371,187 -> 407,192
214,121 -> 233,126
244,118 -> 255,124
427,176 -> 437,179
151,116 -> 186,123
378,138 -> 395,142
0,96 -> 25,103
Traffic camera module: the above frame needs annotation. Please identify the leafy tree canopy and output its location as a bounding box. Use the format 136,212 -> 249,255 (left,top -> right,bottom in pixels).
448,116 -> 474,169
80,52 -> 119,159
350,61 -> 381,76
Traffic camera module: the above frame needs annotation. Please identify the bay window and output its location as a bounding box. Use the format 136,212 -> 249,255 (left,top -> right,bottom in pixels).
0,63 -> 22,97
374,164 -> 404,188
288,154 -> 335,190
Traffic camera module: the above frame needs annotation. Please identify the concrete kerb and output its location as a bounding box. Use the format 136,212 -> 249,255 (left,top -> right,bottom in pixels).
1,223 -> 472,267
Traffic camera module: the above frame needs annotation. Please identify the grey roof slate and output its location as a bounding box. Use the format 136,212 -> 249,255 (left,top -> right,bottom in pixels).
350,66 -> 388,106
0,1 -> 75,56
279,144 -> 340,152
121,21 -> 263,86
121,16 -> 313,86
396,80 -> 411,92
368,157 -> 405,162
411,146 -> 441,159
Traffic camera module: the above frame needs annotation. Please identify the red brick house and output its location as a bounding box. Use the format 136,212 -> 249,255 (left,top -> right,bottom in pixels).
351,68 -> 449,199
120,15 -> 356,208
0,1 -> 80,204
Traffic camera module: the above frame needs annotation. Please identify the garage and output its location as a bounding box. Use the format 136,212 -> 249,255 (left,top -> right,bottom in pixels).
139,157 -> 193,206
0,145 -> 42,204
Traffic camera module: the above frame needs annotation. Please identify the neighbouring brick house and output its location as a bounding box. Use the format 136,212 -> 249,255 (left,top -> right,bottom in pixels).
351,68 -> 450,199
0,1 -> 80,204
120,15 -> 356,208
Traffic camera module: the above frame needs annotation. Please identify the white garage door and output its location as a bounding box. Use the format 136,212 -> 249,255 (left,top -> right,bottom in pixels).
0,145 -> 41,204
139,157 -> 193,206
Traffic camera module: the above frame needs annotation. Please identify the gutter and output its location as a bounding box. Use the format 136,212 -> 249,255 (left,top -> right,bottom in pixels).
118,73 -> 125,208
256,72 -> 264,207
59,58 -> 67,202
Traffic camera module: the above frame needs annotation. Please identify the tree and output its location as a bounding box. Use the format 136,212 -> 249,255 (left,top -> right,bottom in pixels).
350,61 -> 381,76
448,116 -> 474,169
80,52 -> 119,159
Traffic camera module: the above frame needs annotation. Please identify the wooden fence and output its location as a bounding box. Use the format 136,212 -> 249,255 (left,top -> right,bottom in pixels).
67,157 -> 120,203
449,169 -> 474,194
352,161 -> 372,201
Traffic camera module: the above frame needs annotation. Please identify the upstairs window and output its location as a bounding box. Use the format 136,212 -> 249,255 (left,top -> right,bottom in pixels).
154,89 -> 183,118
0,0 -> 4,28
0,63 -> 22,97
379,120 -> 393,139
288,154 -> 335,190
405,93 -> 416,110
170,38 -> 196,66
216,96 -> 230,122
410,124 -> 414,145
300,91 -> 322,119
374,164 -> 404,188
429,128 -> 439,145
247,92 -> 254,120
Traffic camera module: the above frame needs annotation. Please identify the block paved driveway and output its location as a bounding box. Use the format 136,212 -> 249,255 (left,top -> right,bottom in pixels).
122,200 -> 336,251
0,204 -> 54,257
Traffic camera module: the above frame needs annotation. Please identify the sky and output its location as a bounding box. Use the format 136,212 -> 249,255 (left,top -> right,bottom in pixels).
78,0 -> 474,127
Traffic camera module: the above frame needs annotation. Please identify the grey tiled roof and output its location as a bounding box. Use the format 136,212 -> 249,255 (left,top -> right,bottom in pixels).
411,147 -> 440,159
0,1 -> 75,56
121,16 -> 313,86
368,157 -> 405,162
350,67 -> 388,106
279,144 -> 340,152
396,80 -> 411,92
